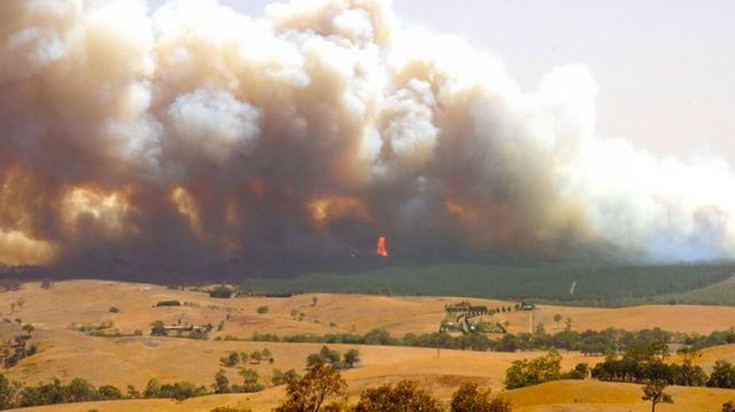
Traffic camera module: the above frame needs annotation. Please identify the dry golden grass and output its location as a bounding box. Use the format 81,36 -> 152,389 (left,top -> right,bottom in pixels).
2,280 -> 735,411
9,379 -> 735,412
508,380 -> 735,412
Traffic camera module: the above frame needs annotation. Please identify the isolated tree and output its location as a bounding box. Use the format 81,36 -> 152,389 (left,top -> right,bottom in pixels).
240,352 -> 249,364
226,351 -> 240,367
239,368 -> 263,393
450,382 -> 511,412
212,369 -> 231,394
642,380 -> 673,412
275,362 -> 347,412
251,351 -> 263,364
354,380 -> 442,412
344,349 -> 360,369
262,348 -> 273,362
553,313 -> 562,327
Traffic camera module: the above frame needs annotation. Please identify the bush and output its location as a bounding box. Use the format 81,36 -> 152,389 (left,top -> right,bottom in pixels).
108,306 -> 120,313
210,286 -> 233,299
256,306 -> 269,314
156,300 -> 181,307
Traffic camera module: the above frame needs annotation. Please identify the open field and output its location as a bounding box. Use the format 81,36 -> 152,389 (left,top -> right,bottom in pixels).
2,280 -> 735,410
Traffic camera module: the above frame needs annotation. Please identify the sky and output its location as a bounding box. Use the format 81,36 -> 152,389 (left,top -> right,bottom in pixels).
185,0 -> 735,163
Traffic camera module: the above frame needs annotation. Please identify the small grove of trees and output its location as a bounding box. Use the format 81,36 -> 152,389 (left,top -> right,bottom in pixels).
209,368 -> 265,395
0,375 -> 126,408
143,378 -> 208,401
220,349 -> 274,367
210,286 -> 233,299
504,350 -> 562,389
273,360 -> 510,412
450,382 -> 511,412
354,380 -> 442,412
592,357 -> 712,387
306,346 -> 360,370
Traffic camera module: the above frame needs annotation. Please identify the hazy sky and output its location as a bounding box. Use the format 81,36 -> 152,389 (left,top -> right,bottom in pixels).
152,0 -> 735,163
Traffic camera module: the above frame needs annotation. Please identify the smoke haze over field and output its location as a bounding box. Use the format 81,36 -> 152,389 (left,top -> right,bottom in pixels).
1,0 -> 734,269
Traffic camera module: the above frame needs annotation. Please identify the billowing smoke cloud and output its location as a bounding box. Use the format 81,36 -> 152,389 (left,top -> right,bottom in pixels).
1,0 -> 734,269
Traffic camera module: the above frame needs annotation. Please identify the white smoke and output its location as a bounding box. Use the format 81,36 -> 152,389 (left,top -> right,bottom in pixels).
0,0 -> 733,268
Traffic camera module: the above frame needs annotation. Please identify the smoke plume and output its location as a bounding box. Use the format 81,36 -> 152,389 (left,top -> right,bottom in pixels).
1,0 -> 734,269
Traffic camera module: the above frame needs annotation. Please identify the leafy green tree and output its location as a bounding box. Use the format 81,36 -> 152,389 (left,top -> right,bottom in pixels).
67,377 -> 97,402
0,373 -> 17,409
671,360 -> 707,386
451,382 -> 511,412
642,380 -> 673,412
144,378 -> 162,398
126,384 -> 141,399
240,352 -> 249,364
274,362 -> 347,412
97,385 -> 123,400
344,349 -> 360,369
504,350 -> 562,389
262,348 -> 273,361
212,369 -> 231,394
272,368 -> 301,386
18,385 -> 45,407
223,351 -> 240,367
553,313 -> 562,326
251,351 -> 263,364
708,360 -> 735,388
239,369 -> 264,393
354,380 -> 442,412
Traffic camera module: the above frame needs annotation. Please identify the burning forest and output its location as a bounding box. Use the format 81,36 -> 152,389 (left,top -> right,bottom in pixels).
1,0 -> 734,273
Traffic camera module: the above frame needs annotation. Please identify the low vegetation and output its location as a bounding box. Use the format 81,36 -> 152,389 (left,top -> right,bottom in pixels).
239,262 -> 735,306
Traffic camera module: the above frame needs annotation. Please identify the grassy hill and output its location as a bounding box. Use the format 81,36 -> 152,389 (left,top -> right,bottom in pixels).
239,262 -> 735,306
2,280 -> 735,410
9,379 -> 735,411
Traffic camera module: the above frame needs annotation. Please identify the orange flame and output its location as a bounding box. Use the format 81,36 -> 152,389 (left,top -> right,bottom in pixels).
373,235 -> 388,257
